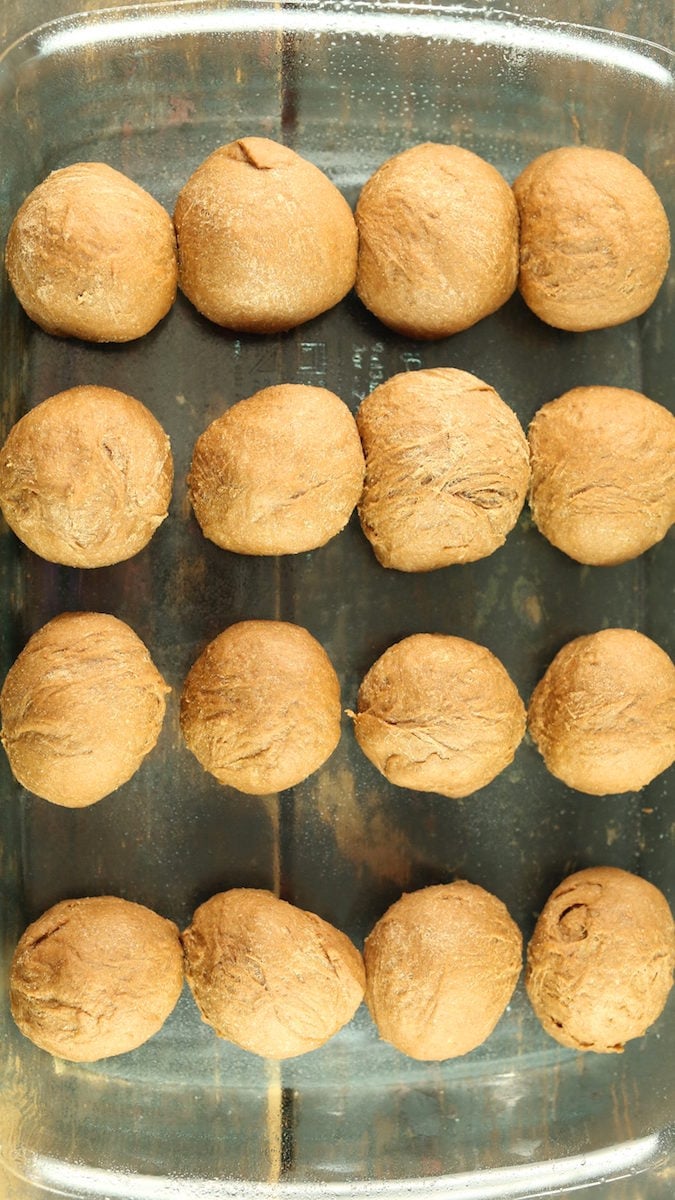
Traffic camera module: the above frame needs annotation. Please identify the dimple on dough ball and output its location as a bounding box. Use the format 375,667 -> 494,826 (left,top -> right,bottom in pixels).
0,612 -> 169,807
181,620 -> 341,794
364,882 -> 522,1060
528,386 -> 675,566
0,385 -> 173,567
188,384 -> 364,555
355,143 -> 519,338
182,889 -> 365,1059
10,896 -> 184,1061
5,162 -> 178,341
514,146 -> 670,331
174,137 -> 357,333
526,867 -> 675,1053
528,629 -> 675,795
352,634 -> 526,799
357,369 -> 529,571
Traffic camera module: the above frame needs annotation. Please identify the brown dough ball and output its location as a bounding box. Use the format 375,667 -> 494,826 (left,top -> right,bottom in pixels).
0,385 -> 173,567
514,146 -> 670,331
528,629 -> 675,795
182,889 -> 365,1058
357,369 -> 530,571
0,612 -> 169,807
5,163 -> 178,341
364,882 -> 522,1060
355,143 -> 519,338
10,896 -> 184,1061
174,137 -> 357,333
528,386 -> 675,566
352,634 -> 526,798
188,384 -> 364,555
526,867 -> 675,1053
181,620 -> 341,794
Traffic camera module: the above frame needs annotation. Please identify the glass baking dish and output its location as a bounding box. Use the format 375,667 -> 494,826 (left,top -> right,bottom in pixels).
0,2 -> 672,1197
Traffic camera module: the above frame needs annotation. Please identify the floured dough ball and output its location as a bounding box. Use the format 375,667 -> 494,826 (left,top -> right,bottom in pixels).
181,620 -> 341,794
174,137 -> 357,333
514,146 -> 670,331
528,386 -> 675,566
526,867 -> 675,1053
188,384 -> 364,555
528,629 -> 675,795
357,368 -> 530,571
352,634 -> 525,798
5,162 -> 178,341
182,889 -> 365,1058
10,896 -> 184,1061
365,882 -> 522,1059
0,612 -> 169,807
0,385 -> 173,567
355,143 -> 518,338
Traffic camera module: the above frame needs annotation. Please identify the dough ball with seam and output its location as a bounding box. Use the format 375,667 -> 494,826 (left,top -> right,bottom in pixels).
182,888 -> 365,1059
0,385 -> 173,567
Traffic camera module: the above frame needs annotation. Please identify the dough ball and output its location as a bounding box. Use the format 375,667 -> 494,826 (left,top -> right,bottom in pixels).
352,634 -> 526,798
182,889 -> 365,1058
10,896 -> 184,1061
526,867 -> 675,1053
180,620 -> 341,794
528,629 -> 675,795
174,137 -> 357,333
357,368 -> 530,571
188,384 -> 364,555
0,612 -> 169,807
528,386 -> 675,566
0,385 -> 173,567
364,882 -> 522,1060
355,143 -> 518,338
514,146 -> 670,331
5,162 -> 178,341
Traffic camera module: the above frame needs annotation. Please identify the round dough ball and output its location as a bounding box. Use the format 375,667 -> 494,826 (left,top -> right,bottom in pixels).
0,385 -> 173,567
528,386 -> 675,566
174,137 -> 357,333
355,143 -> 518,338
181,620 -> 341,794
357,369 -> 529,571
526,867 -> 675,1053
188,384 -> 364,555
5,162 -> 178,341
0,612 -> 169,807
182,889 -> 365,1059
528,629 -> 675,795
352,634 -> 526,798
364,882 -> 522,1060
514,146 -> 670,331
10,896 -> 184,1061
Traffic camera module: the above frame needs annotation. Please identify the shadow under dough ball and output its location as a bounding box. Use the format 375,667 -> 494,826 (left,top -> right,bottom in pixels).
188,384 -> 364,555
0,385 -> 173,567
10,896 -> 184,1061
357,368 -> 530,571
528,628 -> 675,795
180,620 -> 341,795
514,146 -> 670,331
351,633 -> 526,798
526,867 -> 675,1053
355,142 -> 518,338
5,162 -> 178,341
182,889 -> 365,1059
0,612 -> 169,807
527,386 -> 675,566
364,882 -> 522,1060
174,136 -> 357,333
